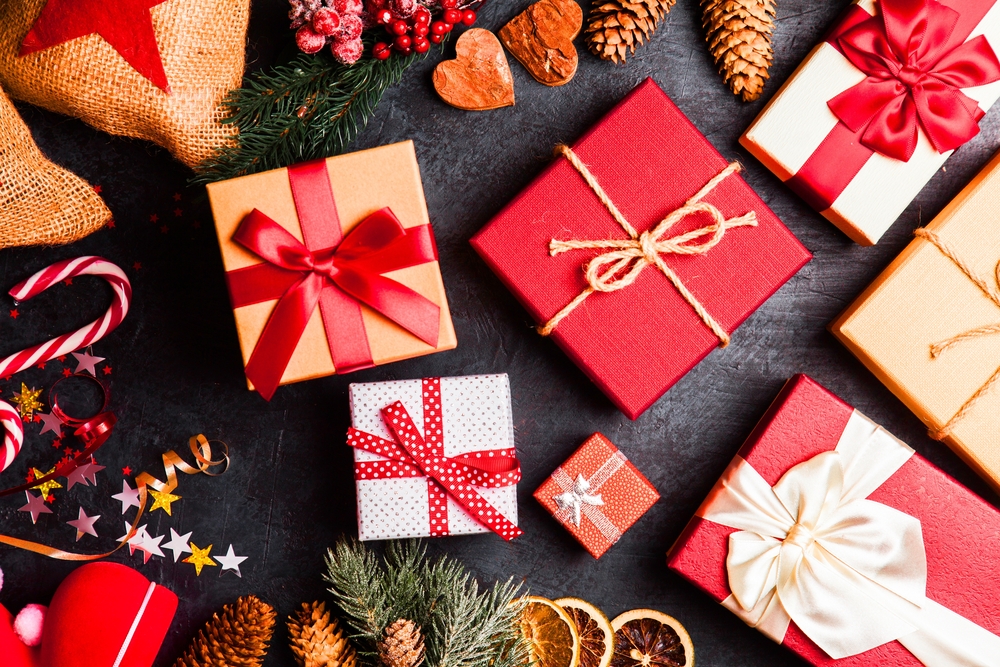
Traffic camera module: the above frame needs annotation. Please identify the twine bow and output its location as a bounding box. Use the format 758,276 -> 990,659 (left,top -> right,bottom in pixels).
914,228 -> 1000,440
539,145 -> 757,344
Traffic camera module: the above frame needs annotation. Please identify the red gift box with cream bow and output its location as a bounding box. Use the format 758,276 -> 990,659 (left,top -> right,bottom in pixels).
667,375 -> 1000,666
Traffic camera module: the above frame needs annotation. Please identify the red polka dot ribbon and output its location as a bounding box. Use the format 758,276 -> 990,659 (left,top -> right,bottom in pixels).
347,378 -> 522,541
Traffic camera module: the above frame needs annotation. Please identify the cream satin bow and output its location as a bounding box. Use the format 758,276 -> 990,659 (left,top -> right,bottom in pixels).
699,411 -> 1000,666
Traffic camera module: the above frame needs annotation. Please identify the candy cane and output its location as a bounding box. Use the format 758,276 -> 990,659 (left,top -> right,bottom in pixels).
0,256 -> 130,471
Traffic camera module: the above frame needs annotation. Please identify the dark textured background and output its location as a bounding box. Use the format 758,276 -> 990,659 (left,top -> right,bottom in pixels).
2,0 -> 999,665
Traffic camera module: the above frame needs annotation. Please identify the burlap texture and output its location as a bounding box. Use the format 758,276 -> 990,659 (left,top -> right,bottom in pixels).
0,81 -> 111,248
0,0 -> 250,169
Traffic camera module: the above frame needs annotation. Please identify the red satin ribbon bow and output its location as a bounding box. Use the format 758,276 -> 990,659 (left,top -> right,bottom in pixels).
829,0 -> 1000,162
227,207 -> 441,400
347,399 -> 523,541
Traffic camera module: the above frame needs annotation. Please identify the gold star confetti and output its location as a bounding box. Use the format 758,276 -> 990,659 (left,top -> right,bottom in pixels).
183,542 -> 216,576
12,383 -> 43,419
31,467 -> 62,501
148,488 -> 181,515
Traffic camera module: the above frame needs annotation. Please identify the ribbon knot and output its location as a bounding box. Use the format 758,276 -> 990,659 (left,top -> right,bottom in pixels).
538,145 -> 758,344
554,474 -> 605,527
828,0 -> 1000,162
783,522 -> 815,551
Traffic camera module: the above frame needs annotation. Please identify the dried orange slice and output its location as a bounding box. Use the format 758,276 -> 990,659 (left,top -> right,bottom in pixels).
515,596 -> 581,667
610,609 -> 694,667
555,597 -> 614,667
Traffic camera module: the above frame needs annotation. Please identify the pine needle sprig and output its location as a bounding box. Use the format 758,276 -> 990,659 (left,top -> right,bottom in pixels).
193,45 -> 423,184
323,539 -> 528,667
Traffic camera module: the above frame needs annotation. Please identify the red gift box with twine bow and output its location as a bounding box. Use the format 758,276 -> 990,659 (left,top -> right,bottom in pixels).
471,79 -> 811,420
668,375 -> 1000,666
207,142 -> 457,400
741,0 -> 1000,245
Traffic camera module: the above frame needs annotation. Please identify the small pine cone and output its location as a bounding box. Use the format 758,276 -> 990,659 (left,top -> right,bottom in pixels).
288,601 -> 358,667
584,0 -> 676,64
701,0 -> 775,101
377,619 -> 425,667
172,595 -> 277,667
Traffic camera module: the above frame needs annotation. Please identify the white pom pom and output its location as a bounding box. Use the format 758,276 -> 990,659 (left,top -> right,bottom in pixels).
13,604 -> 46,647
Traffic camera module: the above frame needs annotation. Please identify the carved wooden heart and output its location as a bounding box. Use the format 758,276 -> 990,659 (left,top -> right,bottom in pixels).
433,29 -> 516,111
499,0 -> 583,87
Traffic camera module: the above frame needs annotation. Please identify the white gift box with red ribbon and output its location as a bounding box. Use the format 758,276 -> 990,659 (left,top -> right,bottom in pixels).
348,374 -> 519,541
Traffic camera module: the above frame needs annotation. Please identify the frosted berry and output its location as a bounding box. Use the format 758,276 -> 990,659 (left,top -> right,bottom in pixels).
331,37 -> 364,64
413,36 -> 430,53
296,25 -> 328,53
332,0 -> 363,13
413,6 -> 432,24
430,20 -> 447,34
412,22 -> 429,36
390,19 -> 409,34
373,41 -> 393,59
394,34 -> 412,49
428,32 -> 444,43
443,8 -> 462,24
339,14 -> 364,40
390,0 -> 416,17
441,0 -> 458,8
375,7 -> 393,23
461,9 -> 476,24
312,8 -> 342,35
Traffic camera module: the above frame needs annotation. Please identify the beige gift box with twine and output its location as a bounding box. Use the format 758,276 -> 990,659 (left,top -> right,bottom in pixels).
832,149 -> 1000,491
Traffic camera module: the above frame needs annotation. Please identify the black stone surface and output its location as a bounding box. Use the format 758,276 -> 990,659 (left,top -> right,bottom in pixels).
2,0 -> 999,665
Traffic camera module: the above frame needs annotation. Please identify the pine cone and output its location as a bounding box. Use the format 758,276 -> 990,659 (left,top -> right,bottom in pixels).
288,601 -> 358,667
377,619 -> 425,667
584,0 -> 676,64
172,595 -> 277,667
701,0 -> 775,101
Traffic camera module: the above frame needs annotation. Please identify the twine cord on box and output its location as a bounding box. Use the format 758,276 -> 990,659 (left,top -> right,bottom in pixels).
552,450 -> 627,544
537,144 -> 758,343
914,227 -> 1000,440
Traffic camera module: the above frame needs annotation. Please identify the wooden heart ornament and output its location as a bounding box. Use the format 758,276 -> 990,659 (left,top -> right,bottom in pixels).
499,0 -> 583,86
433,29 -> 515,111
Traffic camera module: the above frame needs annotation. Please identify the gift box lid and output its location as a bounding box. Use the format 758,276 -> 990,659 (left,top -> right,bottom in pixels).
667,375 -> 1000,666
534,432 -> 659,559
471,78 -> 810,420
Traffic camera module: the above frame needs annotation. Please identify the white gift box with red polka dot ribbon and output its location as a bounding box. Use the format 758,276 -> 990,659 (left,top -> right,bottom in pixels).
348,374 -> 519,541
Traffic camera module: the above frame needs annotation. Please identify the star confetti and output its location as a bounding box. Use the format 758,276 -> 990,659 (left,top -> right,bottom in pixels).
18,491 -> 52,524
83,460 -> 104,485
183,543 -> 216,576
111,480 -> 141,514
148,488 -> 180,515
118,521 -> 147,555
130,531 -> 164,564
37,411 -> 63,436
12,383 -> 43,419
71,350 -> 105,376
67,507 -> 100,541
163,528 -> 193,562
214,545 -> 248,578
122,466 -> 132,476
31,467 -> 62,500
20,0 -> 172,92
65,463 -> 92,490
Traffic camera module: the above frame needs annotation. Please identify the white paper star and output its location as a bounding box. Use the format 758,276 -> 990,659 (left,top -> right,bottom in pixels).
36,411 -> 63,436
65,462 -> 93,490
214,544 -> 248,578
83,461 -> 104,485
111,480 -> 141,514
163,528 -> 193,562
67,507 -> 100,541
18,491 -> 52,524
118,521 -> 148,555
72,351 -> 105,376
132,532 -> 165,564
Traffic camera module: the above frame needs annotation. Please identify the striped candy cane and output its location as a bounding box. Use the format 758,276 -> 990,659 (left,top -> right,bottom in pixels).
0,257 -> 130,472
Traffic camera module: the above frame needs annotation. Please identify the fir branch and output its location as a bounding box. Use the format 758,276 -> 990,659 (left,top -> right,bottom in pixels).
323,538 -> 528,667
193,46 -> 421,184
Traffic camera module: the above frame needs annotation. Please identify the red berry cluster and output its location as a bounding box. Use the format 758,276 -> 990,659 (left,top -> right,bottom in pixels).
372,0 -> 476,59
292,0 -> 367,65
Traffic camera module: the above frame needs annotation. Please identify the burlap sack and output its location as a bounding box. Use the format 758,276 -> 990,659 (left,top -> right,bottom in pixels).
0,0 -> 250,169
0,81 -> 111,247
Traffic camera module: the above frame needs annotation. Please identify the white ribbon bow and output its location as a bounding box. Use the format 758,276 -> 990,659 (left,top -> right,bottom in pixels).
699,410 -> 1000,666
554,474 -> 605,527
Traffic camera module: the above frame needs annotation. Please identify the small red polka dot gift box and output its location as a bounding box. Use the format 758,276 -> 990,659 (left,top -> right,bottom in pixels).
534,433 -> 659,558
347,374 -> 521,541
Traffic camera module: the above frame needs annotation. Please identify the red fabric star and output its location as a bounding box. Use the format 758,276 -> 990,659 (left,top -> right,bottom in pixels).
173,192 -> 182,201
57,355 -> 66,362
93,184 -> 102,194
150,213 -> 159,223
173,208 -> 182,217
37,362 -> 46,369
122,466 -> 132,476
160,225 -> 169,234
133,261 -> 142,270
51,439 -> 62,449
103,365 -> 113,375
46,493 -> 55,503
19,0 -> 171,92
9,309 -> 17,319
61,367 -> 72,377
63,278 -> 72,286
106,219 -> 116,229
